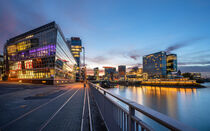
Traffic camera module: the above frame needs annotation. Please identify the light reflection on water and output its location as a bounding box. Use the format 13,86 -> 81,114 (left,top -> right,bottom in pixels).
107,83 -> 210,131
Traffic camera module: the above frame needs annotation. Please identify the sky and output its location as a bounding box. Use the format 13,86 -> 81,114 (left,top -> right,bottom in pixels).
0,0 -> 210,76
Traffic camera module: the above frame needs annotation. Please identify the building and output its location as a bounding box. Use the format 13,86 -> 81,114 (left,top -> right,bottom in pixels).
126,67 -> 147,81
128,67 -> 142,75
4,22 -> 77,84
143,51 -> 177,78
118,65 -> 126,80
166,54 -> 177,76
0,55 -> 3,80
94,67 -> 99,80
182,72 -> 201,79
67,37 -> 82,81
103,67 -> 116,81
191,72 -> 201,79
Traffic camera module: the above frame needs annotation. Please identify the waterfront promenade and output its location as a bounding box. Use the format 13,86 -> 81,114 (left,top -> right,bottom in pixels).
0,82 -> 106,131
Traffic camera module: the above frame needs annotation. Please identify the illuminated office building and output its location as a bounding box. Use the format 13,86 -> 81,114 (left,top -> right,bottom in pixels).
67,37 -> 82,81
94,67 -> 99,80
4,22 -> 77,84
166,54 -> 177,73
143,51 -> 177,78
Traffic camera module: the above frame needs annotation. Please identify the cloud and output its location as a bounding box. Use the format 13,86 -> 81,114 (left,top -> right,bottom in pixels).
0,1 -> 48,54
86,67 -> 104,75
0,0 -> 95,54
127,63 -> 142,68
179,65 -> 210,72
108,49 -> 145,61
165,37 -> 205,53
86,56 -> 109,64
128,50 -> 141,60
178,61 -> 210,66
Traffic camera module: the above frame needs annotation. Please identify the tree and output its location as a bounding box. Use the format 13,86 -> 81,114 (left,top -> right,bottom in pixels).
182,72 -> 193,80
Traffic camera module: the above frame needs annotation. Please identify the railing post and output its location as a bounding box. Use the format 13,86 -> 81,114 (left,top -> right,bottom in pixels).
129,106 -> 135,131
104,91 -> 106,95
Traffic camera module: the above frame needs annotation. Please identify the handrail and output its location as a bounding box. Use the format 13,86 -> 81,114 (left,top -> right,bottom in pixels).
89,82 -> 197,131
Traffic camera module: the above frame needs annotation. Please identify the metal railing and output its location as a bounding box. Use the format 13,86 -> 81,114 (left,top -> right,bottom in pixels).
89,82 -> 197,131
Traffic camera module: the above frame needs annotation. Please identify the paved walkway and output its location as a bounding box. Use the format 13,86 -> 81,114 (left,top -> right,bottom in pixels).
0,83 -> 88,131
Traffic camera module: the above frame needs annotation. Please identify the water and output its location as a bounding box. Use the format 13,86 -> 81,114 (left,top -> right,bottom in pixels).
107,82 -> 210,131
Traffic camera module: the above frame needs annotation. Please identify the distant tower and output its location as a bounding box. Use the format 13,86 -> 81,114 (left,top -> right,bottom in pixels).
67,37 -> 82,81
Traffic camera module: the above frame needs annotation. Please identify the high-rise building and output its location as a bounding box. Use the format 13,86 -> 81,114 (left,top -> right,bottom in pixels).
0,55 -> 3,80
94,67 -> 99,80
118,65 -> 126,80
4,22 -> 77,84
166,54 -> 177,73
143,51 -> 177,78
67,37 -> 82,81
103,67 -> 116,81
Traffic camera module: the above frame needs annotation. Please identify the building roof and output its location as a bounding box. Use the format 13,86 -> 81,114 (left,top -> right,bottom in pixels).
103,66 -> 115,68
7,22 -> 56,44
143,51 -> 166,57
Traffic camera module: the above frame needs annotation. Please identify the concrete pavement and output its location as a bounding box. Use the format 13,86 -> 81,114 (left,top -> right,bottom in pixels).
0,82 -> 107,131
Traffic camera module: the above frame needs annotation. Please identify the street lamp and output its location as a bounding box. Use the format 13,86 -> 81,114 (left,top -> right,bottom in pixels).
82,47 -> 85,67
82,47 -> 86,87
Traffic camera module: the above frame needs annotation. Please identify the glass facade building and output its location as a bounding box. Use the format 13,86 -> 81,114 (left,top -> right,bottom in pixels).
143,51 -> 177,78
166,54 -> 177,73
67,37 -> 82,81
4,22 -> 77,84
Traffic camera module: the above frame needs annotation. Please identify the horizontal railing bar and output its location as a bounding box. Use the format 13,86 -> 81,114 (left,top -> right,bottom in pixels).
105,94 -> 129,115
131,115 -> 154,131
89,82 -> 197,131
104,91 -> 153,130
91,83 -> 134,105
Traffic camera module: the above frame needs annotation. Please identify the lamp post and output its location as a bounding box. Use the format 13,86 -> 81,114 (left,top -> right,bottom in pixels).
82,47 -> 86,87
82,47 -> 85,67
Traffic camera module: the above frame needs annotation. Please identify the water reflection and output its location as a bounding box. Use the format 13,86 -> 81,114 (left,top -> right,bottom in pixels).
108,84 -> 210,130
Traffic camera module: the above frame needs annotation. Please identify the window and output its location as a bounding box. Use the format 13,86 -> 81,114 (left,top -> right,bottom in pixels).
25,60 -> 33,69
7,45 -> 17,54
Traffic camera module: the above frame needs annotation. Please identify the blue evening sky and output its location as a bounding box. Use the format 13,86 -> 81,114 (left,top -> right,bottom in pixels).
0,0 -> 210,75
